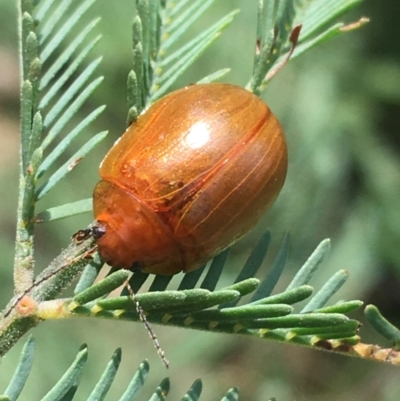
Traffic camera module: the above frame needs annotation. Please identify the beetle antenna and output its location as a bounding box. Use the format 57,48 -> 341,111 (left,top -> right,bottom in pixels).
124,279 -> 170,369
126,280 -> 169,369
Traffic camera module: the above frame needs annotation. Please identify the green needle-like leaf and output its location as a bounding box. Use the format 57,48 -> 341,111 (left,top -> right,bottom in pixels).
41,345 -> 88,401
286,239 -> 330,290
235,231 -> 271,283
151,11 -> 238,101
313,300 -> 363,314
127,0 -> 240,117
20,80 -> 33,171
243,313 -> 355,330
149,378 -> 170,401
181,379 -> 202,401
38,105 -> 106,177
3,337 -> 35,400
220,278 -> 260,298
250,285 -> 313,306
287,319 -> 359,336
163,0 -> 217,49
201,249 -> 230,291
97,288 -> 236,313
124,271 -> 150,295
74,254 -> 104,295
365,305 -> 400,346
41,77 -> 104,150
21,148 -> 42,224
40,19 -> 101,90
250,232 -> 290,301
196,69 -> 231,84
39,0 -> 73,44
37,130 -> 108,199
43,57 -> 102,128
149,275 -> 174,292
220,231 -> 271,308
220,387 -> 240,401
40,36 -> 101,108
177,265 -> 206,291
97,291 -> 187,312
35,0 -> 58,21
301,270 -> 349,312
168,0 -> 192,18
28,112 -> 43,165
119,360 -> 150,401
14,0 -> 106,231
35,198 -> 92,223
87,348 -> 121,401
296,0 -> 363,41
63,227 -> 361,351
291,19 -> 368,62
40,0 -> 97,63
189,304 -> 292,322
73,270 -> 130,305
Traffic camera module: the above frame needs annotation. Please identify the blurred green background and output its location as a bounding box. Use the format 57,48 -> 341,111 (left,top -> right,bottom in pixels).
1,0 -> 400,400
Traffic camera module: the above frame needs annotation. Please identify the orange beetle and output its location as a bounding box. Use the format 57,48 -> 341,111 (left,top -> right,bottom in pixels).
92,83 -> 287,275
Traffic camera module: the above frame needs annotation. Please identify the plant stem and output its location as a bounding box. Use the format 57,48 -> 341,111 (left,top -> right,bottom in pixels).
14,0 -> 36,294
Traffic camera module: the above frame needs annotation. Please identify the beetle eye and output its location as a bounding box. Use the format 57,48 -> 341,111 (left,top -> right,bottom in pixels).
92,223 -> 106,240
130,261 -> 143,271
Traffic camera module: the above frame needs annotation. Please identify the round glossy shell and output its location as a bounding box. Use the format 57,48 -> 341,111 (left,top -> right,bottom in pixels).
93,83 -> 288,275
